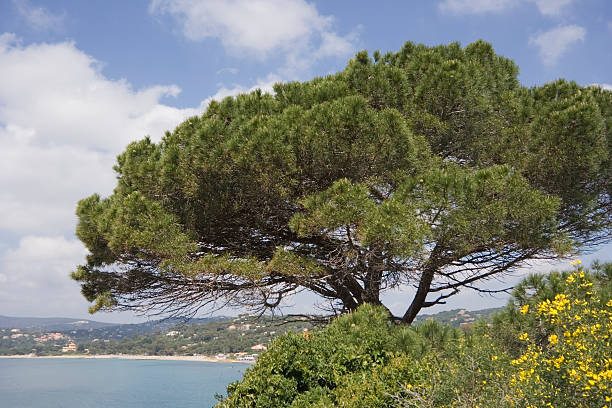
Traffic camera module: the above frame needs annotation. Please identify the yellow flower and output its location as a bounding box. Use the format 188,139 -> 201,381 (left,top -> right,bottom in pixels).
520,304 -> 530,315
548,334 -> 558,345
519,332 -> 529,341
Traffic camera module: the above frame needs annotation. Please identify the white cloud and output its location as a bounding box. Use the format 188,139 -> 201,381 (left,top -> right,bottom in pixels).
149,0 -> 357,78
208,73 -> 279,103
0,34 -> 213,320
0,124 -> 115,235
2,236 -> 86,282
529,25 -> 586,65
0,235 -> 141,322
438,0 -> 519,14
315,31 -> 358,59
590,83 -> 612,91
0,35 -> 203,237
0,38 -> 193,152
216,67 -> 239,75
0,33 -> 19,48
529,0 -> 574,16
13,0 -> 65,31
0,236 -> 87,315
150,0 -> 324,55
439,0 -> 574,16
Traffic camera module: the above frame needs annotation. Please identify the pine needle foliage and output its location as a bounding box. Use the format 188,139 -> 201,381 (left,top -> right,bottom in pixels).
73,41 -> 611,322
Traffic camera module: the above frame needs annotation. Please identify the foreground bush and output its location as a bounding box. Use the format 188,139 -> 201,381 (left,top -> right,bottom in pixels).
216,304 -> 510,408
217,263 -> 611,408
217,304 -> 406,407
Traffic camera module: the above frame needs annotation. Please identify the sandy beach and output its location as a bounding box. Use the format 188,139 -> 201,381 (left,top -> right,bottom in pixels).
0,354 -> 253,363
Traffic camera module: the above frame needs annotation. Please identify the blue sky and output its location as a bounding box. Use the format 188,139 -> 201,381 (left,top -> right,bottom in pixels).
0,0 -> 610,323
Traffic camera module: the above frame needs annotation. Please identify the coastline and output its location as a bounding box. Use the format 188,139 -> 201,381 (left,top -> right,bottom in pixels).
0,354 -> 254,364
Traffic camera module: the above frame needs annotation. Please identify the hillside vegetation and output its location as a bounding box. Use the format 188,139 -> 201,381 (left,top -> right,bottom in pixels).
0,315 -> 312,357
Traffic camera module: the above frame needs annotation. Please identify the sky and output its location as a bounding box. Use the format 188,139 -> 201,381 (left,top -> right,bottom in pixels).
0,0 -> 610,323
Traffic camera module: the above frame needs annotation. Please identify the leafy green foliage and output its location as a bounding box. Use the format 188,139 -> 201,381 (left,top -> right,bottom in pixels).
218,262 -> 611,408
218,304 -> 411,408
217,304 -> 508,408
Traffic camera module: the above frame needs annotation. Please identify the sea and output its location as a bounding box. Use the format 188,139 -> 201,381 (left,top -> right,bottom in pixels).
0,358 -> 246,408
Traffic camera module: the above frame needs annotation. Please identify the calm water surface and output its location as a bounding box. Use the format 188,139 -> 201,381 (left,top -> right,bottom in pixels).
0,358 -> 246,408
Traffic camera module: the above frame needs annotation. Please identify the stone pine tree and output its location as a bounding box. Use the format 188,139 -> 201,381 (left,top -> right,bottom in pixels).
72,41 -> 612,324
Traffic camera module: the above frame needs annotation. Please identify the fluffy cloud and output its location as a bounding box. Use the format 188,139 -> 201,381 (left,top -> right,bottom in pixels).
0,236 -> 139,322
438,0 -> 574,16
0,38 -> 195,152
0,35 -> 203,237
0,236 -> 88,317
149,0 -> 357,77
206,73 -> 280,103
0,124 -> 115,235
438,0 -> 518,14
530,0 -> 575,16
12,0 -> 65,31
591,83 -> 612,91
0,35 -> 213,320
529,25 -> 586,65
0,236 -> 86,291
314,31 -> 356,59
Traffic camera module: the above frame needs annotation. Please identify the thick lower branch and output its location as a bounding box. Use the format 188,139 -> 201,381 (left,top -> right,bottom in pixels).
401,246 -> 442,324
401,264 -> 436,324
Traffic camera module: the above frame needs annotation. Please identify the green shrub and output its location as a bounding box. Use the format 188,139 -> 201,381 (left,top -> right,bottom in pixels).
217,304 -> 407,407
217,263 -> 611,408
217,303 -> 506,408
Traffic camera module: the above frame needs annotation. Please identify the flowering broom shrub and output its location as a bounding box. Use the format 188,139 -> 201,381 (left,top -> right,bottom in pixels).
507,262 -> 612,408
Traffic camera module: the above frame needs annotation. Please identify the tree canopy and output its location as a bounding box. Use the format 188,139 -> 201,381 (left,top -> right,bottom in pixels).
72,40 -> 612,323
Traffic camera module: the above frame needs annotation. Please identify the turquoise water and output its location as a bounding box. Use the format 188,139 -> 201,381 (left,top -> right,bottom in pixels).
0,358 -> 246,408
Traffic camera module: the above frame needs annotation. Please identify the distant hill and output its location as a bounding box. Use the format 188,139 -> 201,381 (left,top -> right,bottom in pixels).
0,315 -> 227,333
414,307 -> 503,327
69,316 -> 232,340
1,307 -> 503,331
0,316 -> 230,339
0,315 -> 118,330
